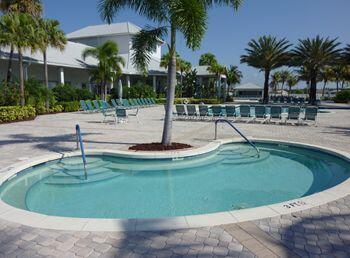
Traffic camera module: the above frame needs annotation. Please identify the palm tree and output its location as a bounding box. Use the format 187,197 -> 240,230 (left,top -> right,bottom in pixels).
320,66 -> 333,96
343,44 -> 350,65
98,0 -> 243,146
0,0 -> 42,84
178,58 -> 192,87
291,36 -> 341,105
227,65 -> 242,86
240,36 -> 291,104
82,40 -> 125,100
0,13 -> 36,106
286,74 -> 298,95
37,18 -> 67,108
279,70 -> 291,91
160,52 -> 180,70
199,53 -> 217,66
270,71 -> 281,93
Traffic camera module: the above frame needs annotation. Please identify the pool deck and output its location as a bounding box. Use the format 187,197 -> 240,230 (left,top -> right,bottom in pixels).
0,106 -> 349,257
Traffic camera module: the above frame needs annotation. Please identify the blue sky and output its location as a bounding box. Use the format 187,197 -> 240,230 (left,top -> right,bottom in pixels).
43,0 -> 350,88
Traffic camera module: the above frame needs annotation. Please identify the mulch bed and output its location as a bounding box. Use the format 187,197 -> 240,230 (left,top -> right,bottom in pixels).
0,117 -> 36,124
129,142 -> 192,151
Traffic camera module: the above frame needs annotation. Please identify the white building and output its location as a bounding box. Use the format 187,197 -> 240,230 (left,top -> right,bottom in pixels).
233,83 -> 263,99
0,21 -> 220,94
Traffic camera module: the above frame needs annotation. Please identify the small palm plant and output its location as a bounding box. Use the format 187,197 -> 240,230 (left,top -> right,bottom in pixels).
291,36 -> 341,105
320,67 -> 334,96
286,74 -> 298,95
98,0 -> 242,146
82,41 -> 125,100
240,36 -> 291,103
270,71 -> 281,93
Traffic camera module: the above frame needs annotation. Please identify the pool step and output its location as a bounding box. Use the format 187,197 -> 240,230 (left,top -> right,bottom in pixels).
45,168 -> 124,185
50,166 -> 119,178
50,160 -> 111,172
222,151 -> 270,165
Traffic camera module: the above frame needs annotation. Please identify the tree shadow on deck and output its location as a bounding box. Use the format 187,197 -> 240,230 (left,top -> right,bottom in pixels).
321,126 -> 350,136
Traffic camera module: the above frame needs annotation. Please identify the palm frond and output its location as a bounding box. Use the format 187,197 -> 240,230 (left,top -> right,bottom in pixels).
131,26 -> 167,73
202,0 -> 243,10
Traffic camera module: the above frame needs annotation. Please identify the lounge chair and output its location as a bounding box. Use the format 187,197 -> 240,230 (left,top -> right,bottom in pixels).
122,99 -> 132,108
111,99 -> 119,108
254,106 -> 268,123
237,105 -> 250,122
302,107 -> 318,126
147,98 -> 155,106
92,100 -> 101,111
225,105 -> 236,119
199,105 -> 211,120
85,100 -> 96,112
101,109 -> 117,124
80,100 -> 89,112
269,106 -> 282,123
186,105 -> 198,119
150,98 -> 157,105
175,105 -> 187,119
287,106 -> 301,124
116,108 -> 128,123
211,105 -> 224,118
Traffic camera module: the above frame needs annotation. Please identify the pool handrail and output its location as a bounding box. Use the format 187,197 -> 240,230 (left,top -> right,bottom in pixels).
75,124 -> 88,180
214,119 -> 260,157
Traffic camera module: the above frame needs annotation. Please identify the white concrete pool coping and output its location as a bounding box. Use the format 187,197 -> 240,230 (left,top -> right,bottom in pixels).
0,138 -> 349,232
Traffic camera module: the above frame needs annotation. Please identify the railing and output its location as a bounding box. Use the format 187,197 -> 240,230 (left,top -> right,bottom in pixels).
75,124 -> 88,180
214,119 -> 260,157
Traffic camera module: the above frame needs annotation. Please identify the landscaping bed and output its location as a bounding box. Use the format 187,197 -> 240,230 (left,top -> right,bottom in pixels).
129,142 -> 192,151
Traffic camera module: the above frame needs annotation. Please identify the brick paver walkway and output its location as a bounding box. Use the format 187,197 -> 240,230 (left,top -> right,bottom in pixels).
0,106 -> 349,257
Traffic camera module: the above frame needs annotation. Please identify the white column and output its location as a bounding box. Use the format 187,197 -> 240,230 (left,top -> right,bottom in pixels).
59,67 -> 65,84
126,75 -> 131,88
152,76 -> 157,92
23,64 -> 29,80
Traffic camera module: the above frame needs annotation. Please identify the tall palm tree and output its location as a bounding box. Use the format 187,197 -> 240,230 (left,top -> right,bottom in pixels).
291,36 -> 341,105
0,13 -> 36,106
286,74 -> 298,95
227,65 -> 242,86
199,53 -> 217,66
98,0 -> 243,146
279,70 -> 291,91
240,36 -> 291,104
343,44 -> 350,65
270,71 -> 281,93
178,58 -> 192,87
37,18 -> 67,108
82,40 -> 125,100
160,51 -> 180,70
0,0 -> 42,84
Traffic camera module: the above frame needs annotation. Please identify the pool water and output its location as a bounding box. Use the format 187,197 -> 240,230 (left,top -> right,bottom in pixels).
0,143 -> 349,219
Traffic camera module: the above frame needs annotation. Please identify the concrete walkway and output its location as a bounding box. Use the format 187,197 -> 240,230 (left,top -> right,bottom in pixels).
0,106 -> 349,257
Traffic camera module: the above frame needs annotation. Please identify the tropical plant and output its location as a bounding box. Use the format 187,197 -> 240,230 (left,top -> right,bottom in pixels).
0,0 -> 42,84
98,0 -> 242,145
37,18 -> 67,107
286,74 -> 298,95
0,12 -> 36,106
199,53 -> 217,66
279,70 -> 291,91
182,69 -> 198,97
82,40 -> 125,100
227,65 -> 242,86
160,52 -> 180,70
343,44 -> 350,65
178,59 -> 192,86
320,66 -> 334,96
240,36 -> 291,103
291,36 -> 341,105
270,71 -> 281,93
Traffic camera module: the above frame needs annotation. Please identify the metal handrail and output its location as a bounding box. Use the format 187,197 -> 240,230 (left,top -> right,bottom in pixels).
75,124 -> 88,180
214,119 -> 260,157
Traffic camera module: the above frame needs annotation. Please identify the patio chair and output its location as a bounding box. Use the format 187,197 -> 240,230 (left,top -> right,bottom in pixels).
225,105 -> 236,119
80,100 -> 89,112
116,99 -> 123,106
302,107 -> 318,126
287,106 -> 301,124
128,99 -> 137,107
238,105 -> 251,122
150,98 -> 157,105
116,108 -> 128,123
85,100 -> 96,112
175,105 -> 187,119
92,100 -> 101,111
269,106 -> 282,123
147,98 -> 155,106
136,99 -> 145,107
186,105 -> 198,119
128,108 -> 140,123
111,99 -> 119,108
122,99 -> 132,108
254,106 -> 268,123
101,109 -> 117,124
199,105 -> 211,120
211,105 -> 224,118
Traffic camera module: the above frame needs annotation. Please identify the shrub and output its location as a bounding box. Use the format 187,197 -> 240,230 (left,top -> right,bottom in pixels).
0,82 -> 20,106
52,84 -> 77,102
334,89 -> 350,103
75,88 -> 94,100
25,78 -> 56,109
111,82 -> 156,99
155,98 -> 221,105
59,101 -> 80,112
0,106 -> 36,123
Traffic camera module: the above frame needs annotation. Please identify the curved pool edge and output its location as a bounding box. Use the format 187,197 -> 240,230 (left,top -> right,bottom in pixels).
0,138 -> 349,232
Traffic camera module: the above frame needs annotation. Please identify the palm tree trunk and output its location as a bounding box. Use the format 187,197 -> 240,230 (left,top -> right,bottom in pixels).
161,24 -> 177,146
6,45 -> 14,84
263,70 -> 270,104
44,50 -> 49,109
322,81 -> 327,97
18,48 -> 25,106
309,75 -> 317,105
336,79 -> 339,92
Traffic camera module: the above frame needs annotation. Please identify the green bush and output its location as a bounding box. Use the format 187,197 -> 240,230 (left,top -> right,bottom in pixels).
0,106 -> 36,123
111,82 -> 156,99
59,101 -> 80,112
25,78 -> 56,109
52,84 -> 94,102
0,82 -> 20,106
334,89 -> 350,103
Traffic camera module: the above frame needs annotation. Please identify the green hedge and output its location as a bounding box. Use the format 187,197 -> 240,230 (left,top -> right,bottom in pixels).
334,89 -> 350,103
0,106 -> 36,123
59,101 -> 80,112
155,98 -> 221,105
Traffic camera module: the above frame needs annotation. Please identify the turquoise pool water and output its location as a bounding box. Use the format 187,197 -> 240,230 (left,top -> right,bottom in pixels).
0,143 -> 349,219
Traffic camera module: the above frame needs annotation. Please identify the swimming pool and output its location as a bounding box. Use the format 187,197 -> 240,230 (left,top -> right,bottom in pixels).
1,141 -> 349,220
